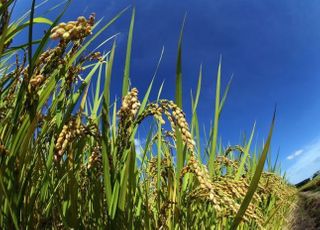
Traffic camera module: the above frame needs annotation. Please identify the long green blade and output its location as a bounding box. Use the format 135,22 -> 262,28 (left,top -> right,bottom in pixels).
209,58 -> 222,175
122,8 -> 135,97
175,14 -> 186,109
231,110 -> 276,229
175,14 -> 186,207
235,122 -> 256,180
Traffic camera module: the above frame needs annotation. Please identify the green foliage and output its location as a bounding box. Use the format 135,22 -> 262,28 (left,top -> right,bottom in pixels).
0,2 -> 297,229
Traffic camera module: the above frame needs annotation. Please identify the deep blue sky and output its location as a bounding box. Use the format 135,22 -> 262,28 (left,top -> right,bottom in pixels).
13,0 -> 320,183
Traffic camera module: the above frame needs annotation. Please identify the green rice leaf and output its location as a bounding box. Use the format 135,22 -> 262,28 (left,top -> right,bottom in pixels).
175,14 -> 186,109
122,8 -> 135,97
235,122 -> 255,180
208,58 -> 221,175
231,110 -> 276,229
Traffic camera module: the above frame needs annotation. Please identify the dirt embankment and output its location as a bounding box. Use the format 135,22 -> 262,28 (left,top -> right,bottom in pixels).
288,191 -> 320,230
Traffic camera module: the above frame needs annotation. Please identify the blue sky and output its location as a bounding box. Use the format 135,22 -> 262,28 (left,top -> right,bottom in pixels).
13,0 -> 320,184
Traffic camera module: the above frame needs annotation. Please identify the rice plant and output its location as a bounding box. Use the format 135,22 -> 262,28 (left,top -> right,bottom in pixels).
0,1 -> 297,229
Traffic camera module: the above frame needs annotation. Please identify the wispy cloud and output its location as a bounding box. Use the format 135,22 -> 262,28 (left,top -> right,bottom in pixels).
286,138 -> 320,184
286,149 -> 304,160
134,138 -> 143,156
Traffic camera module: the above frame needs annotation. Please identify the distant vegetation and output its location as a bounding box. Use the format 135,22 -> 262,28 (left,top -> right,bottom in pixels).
296,171 -> 320,192
0,1 -> 298,229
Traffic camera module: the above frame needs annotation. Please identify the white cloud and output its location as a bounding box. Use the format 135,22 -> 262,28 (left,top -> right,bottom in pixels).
134,138 -> 143,156
286,155 -> 294,160
286,139 -> 320,184
286,149 -> 304,160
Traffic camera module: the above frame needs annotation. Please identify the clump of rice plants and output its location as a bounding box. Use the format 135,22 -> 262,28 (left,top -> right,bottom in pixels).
0,1 -> 297,229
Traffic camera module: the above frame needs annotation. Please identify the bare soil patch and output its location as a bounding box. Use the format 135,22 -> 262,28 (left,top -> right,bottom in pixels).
288,191 -> 320,230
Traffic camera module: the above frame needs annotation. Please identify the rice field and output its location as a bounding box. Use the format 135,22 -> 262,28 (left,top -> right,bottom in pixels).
0,1 -> 299,229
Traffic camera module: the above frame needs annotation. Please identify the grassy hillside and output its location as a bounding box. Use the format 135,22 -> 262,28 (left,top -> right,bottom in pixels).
298,175 -> 320,192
